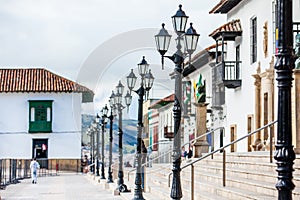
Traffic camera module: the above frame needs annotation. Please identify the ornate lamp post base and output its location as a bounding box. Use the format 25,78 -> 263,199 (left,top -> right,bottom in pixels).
116,184 -> 130,193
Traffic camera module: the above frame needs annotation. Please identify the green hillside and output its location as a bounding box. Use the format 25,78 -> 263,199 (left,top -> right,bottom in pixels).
82,114 -> 137,154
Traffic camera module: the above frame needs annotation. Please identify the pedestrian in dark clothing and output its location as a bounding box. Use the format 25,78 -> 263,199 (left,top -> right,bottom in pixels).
187,146 -> 193,159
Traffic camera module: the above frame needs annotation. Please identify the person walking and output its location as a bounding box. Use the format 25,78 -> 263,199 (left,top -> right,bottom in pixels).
30,158 -> 40,184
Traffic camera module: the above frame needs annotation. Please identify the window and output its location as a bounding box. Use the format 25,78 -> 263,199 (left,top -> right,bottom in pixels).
250,17 -> 257,63
153,126 -> 158,151
29,100 -> 53,133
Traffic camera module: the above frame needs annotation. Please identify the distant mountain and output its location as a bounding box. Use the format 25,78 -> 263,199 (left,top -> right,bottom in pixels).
82,114 -> 138,154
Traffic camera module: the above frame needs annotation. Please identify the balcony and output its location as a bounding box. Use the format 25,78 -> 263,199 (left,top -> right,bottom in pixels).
164,126 -> 174,139
214,61 -> 242,89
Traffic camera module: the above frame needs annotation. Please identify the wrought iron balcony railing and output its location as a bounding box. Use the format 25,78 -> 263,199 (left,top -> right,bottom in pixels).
214,61 -> 242,89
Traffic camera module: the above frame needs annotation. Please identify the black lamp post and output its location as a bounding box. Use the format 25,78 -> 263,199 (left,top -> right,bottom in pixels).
127,57 -> 155,200
155,5 -> 199,200
274,0 -> 295,199
95,116 -> 100,176
92,125 -> 96,174
87,127 -> 94,173
88,126 -> 96,174
100,105 -> 109,179
107,93 -> 115,183
114,81 -> 132,192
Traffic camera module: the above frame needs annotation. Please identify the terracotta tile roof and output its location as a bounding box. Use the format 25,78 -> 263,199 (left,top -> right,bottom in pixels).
0,68 -> 94,95
149,94 -> 174,109
209,0 -> 243,14
209,19 -> 242,39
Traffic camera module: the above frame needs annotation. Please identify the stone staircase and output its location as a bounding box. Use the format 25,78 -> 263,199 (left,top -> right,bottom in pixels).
122,151 -> 300,199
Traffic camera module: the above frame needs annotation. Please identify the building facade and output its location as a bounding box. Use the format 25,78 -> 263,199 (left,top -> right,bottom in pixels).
148,94 -> 174,163
208,0 -> 300,152
0,68 -> 93,164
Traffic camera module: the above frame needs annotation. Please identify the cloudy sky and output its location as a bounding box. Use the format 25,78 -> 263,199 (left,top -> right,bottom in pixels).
0,0 -> 225,116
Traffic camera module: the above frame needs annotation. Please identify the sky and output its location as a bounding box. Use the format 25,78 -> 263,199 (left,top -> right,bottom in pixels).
0,0 -> 225,117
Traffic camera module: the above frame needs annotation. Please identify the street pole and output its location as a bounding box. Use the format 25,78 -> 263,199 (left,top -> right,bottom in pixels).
274,0 -> 295,199
92,129 -> 95,174
96,121 -> 100,176
101,121 -> 106,179
116,105 -> 129,192
89,130 -> 93,173
107,108 -> 114,183
133,85 -> 145,200
155,5 -> 199,199
170,34 -> 184,199
127,57 -> 154,200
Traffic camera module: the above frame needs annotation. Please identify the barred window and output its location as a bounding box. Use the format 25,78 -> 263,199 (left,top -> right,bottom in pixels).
250,16 -> 257,64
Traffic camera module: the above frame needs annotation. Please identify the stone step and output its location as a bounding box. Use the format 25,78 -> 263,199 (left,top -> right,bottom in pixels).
146,164 -> 274,200
194,158 -> 278,173
152,170 -> 276,200
181,162 -> 300,187
180,169 -> 300,199
180,176 -> 276,199
149,176 -> 230,200
123,153 -> 300,200
207,151 -> 300,167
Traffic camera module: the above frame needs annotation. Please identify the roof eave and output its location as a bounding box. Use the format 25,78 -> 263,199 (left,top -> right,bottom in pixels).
209,0 -> 243,14
211,31 -> 242,40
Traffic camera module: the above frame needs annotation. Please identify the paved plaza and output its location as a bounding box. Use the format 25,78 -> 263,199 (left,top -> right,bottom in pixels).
1,173 -> 124,200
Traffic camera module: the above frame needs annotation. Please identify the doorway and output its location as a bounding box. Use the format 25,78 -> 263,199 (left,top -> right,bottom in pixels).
247,115 -> 254,152
263,93 -> 269,141
230,125 -> 237,152
32,139 -> 48,168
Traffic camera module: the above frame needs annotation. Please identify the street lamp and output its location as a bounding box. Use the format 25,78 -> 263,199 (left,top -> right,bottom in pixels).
155,4 -> 199,199
95,115 -> 100,176
107,92 -> 116,183
274,1 -> 295,199
87,127 -> 94,173
113,81 -> 132,192
127,56 -> 154,200
100,105 -> 109,179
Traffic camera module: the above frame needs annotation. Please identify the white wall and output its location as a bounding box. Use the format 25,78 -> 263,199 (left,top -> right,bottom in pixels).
0,92 -> 82,159
220,0 -> 276,151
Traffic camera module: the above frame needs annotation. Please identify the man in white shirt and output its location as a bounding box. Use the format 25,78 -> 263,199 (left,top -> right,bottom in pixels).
30,158 -> 40,184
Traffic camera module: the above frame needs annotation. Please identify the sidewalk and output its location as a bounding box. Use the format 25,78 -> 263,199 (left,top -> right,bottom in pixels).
1,172 -> 124,200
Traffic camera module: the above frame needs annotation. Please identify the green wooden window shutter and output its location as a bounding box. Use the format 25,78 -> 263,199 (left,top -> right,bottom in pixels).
29,100 -> 53,133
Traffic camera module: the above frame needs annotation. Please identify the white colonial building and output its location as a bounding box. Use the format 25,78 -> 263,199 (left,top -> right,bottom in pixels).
207,0 -> 300,152
0,68 -> 93,163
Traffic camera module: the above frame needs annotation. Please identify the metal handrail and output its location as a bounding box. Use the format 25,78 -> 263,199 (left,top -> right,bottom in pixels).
127,127 -> 224,180
167,120 -> 277,199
